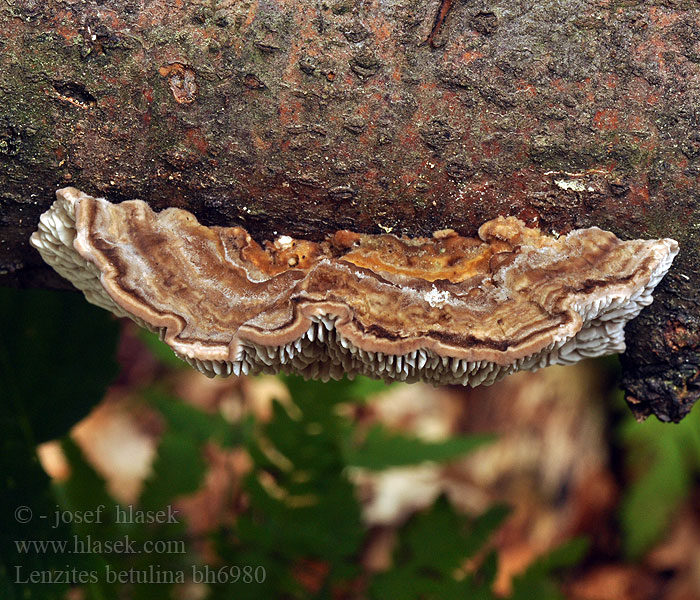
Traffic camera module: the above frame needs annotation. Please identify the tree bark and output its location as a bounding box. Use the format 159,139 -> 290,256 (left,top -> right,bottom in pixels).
1,0 -> 698,420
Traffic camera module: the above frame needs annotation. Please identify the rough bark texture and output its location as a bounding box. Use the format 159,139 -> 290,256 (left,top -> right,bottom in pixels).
1,0 -> 698,420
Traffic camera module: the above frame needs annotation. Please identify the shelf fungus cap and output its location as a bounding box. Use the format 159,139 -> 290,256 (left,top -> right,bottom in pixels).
31,187 -> 679,384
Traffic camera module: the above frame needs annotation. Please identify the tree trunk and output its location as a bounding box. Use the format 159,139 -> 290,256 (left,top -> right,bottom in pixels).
1,0 -> 698,420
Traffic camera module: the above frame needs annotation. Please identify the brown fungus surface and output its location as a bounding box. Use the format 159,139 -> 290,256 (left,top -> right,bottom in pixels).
31,187 -> 678,384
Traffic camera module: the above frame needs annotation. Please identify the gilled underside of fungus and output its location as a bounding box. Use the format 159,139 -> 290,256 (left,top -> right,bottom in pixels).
31,187 -> 678,385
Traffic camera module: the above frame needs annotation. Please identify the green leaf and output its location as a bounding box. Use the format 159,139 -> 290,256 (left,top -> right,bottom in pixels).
460,505 -> 512,560
526,537 -> 589,573
509,538 -> 589,600
55,438 -> 118,532
343,423 -> 494,470
137,329 -> 186,369
341,375 -> 398,401
52,438 -> 119,600
210,376 -> 372,598
138,389 -> 240,509
0,287 -> 119,444
139,432 -> 206,510
476,550 -> 499,589
618,400 -> 700,558
0,438 -> 73,600
620,427 -> 691,558
146,388 -> 250,448
0,288 -> 118,600
370,497 -> 509,600
228,375 -> 502,599
509,578 -> 563,600
280,374 -> 394,410
57,435 -> 195,600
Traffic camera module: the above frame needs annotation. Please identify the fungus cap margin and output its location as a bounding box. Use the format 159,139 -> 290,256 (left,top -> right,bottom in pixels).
30,187 -> 679,384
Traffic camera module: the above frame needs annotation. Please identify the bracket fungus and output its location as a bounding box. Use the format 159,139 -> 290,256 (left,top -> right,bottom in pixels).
31,187 -> 678,385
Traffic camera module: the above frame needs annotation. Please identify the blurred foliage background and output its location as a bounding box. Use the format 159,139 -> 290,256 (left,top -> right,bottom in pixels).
1,287 -> 699,600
